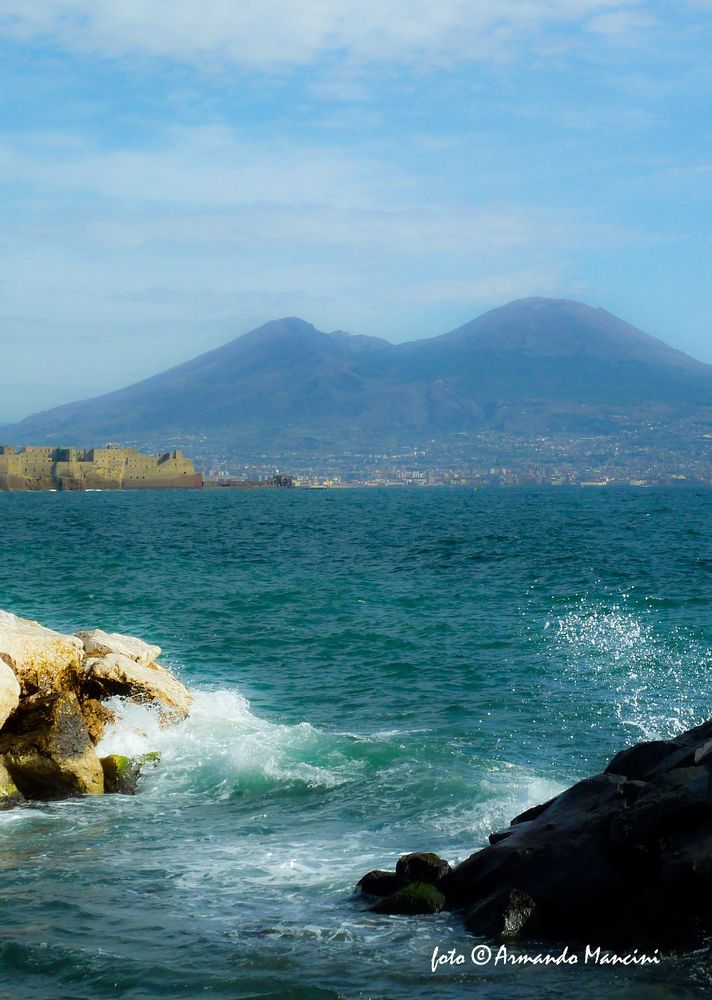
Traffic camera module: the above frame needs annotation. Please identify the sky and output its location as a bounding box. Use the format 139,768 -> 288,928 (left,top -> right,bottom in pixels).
0,1 -> 710,420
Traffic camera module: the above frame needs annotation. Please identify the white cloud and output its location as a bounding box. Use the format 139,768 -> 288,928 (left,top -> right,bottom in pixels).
0,126 -> 401,210
586,8 -> 657,40
0,126 -> 587,269
0,121 -> 628,373
0,0 -> 647,69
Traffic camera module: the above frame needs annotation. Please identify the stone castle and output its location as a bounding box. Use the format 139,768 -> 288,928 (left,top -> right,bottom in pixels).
0,445 -> 202,491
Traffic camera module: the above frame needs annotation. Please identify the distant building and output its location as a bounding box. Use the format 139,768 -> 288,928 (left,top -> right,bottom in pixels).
0,445 -> 202,491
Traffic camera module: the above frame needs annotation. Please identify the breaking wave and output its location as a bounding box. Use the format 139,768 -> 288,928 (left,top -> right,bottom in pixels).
96,689 -> 352,796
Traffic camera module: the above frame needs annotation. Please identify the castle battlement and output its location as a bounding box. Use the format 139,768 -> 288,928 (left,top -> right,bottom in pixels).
0,445 -> 202,491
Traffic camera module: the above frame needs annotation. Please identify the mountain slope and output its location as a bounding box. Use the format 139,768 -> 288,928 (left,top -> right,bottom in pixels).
437,298 -> 705,369
2,299 -> 710,451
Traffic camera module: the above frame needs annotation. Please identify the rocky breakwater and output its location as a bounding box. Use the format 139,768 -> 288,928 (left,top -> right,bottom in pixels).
0,610 -> 192,806
358,717 -> 712,952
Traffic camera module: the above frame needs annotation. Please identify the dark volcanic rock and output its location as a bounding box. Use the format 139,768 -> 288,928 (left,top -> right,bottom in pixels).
357,870 -> 405,897
360,717 -> 712,951
605,739 -> 689,781
609,766 -> 709,848
371,882 -> 446,916
488,828 -> 515,845
395,852 -> 451,885
465,888 -> 542,939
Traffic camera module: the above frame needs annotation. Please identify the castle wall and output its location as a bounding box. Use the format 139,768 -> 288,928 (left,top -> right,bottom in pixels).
0,445 -> 202,491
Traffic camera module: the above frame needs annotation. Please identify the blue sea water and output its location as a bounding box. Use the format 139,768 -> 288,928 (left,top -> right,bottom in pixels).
0,486 -> 711,1000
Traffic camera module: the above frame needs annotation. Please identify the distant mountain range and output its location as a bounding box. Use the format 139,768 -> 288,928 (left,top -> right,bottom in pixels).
3,298 -> 711,455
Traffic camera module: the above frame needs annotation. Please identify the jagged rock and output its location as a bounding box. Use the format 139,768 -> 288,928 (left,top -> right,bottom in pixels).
605,739 -> 684,781
509,795 -> 560,826
0,660 -> 20,731
609,766 -> 709,848
605,717 -> 712,783
371,882 -> 446,915
488,828 -> 516,845
395,852 -> 451,885
357,870 -> 406,897
75,629 -> 161,667
465,888 -> 542,939
0,610 -> 191,808
0,759 -> 24,809
101,754 -> 140,794
0,611 -> 82,696
81,652 -> 192,718
438,774 -> 633,941
80,698 -> 116,745
0,690 -> 104,798
442,730 -> 712,947
360,715 -> 712,951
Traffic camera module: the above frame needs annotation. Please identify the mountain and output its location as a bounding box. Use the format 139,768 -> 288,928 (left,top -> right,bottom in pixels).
2,299 -> 711,454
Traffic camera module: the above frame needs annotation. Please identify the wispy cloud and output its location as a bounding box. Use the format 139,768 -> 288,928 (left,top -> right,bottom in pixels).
585,8 -> 658,40
0,0 -> 648,69
0,119 -> 608,395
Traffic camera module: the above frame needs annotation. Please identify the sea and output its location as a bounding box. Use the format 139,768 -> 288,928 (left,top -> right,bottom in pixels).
0,486 -> 711,1000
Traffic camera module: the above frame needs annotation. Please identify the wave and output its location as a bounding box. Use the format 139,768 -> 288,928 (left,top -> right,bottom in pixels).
96,689 -> 352,796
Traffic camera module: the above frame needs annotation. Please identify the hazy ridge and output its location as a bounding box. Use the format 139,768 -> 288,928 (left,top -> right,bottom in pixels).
3,297 -> 710,454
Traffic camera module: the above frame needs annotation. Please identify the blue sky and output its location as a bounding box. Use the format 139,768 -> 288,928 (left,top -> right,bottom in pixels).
0,1 -> 710,420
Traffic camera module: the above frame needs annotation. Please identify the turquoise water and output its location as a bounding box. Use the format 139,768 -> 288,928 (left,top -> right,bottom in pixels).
0,487 -> 711,999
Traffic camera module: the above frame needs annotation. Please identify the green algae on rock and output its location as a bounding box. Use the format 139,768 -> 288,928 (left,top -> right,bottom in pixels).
101,754 -> 140,794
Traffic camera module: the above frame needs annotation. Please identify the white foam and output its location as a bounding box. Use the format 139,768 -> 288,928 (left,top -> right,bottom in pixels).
432,763 -> 565,849
96,688 -> 348,792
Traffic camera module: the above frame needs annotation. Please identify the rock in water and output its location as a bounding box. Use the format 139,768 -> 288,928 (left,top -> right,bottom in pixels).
81,653 -> 192,719
465,888 -> 542,939
371,882 -> 446,915
0,611 -> 83,696
0,759 -> 24,809
75,629 -> 161,667
357,853 -> 452,914
359,715 -> 712,951
357,870 -> 406,897
0,609 -> 191,808
0,661 -> 20,729
0,691 -> 104,798
101,754 -> 140,794
395,852 -> 451,885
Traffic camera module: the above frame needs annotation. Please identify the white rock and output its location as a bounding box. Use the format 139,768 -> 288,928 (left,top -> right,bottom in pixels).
75,629 -> 161,667
0,660 -> 20,731
0,610 -> 83,695
82,653 -> 192,718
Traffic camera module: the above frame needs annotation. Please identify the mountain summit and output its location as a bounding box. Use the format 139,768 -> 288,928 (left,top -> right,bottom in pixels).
2,298 -> 710,453
438,298 -> 705,370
